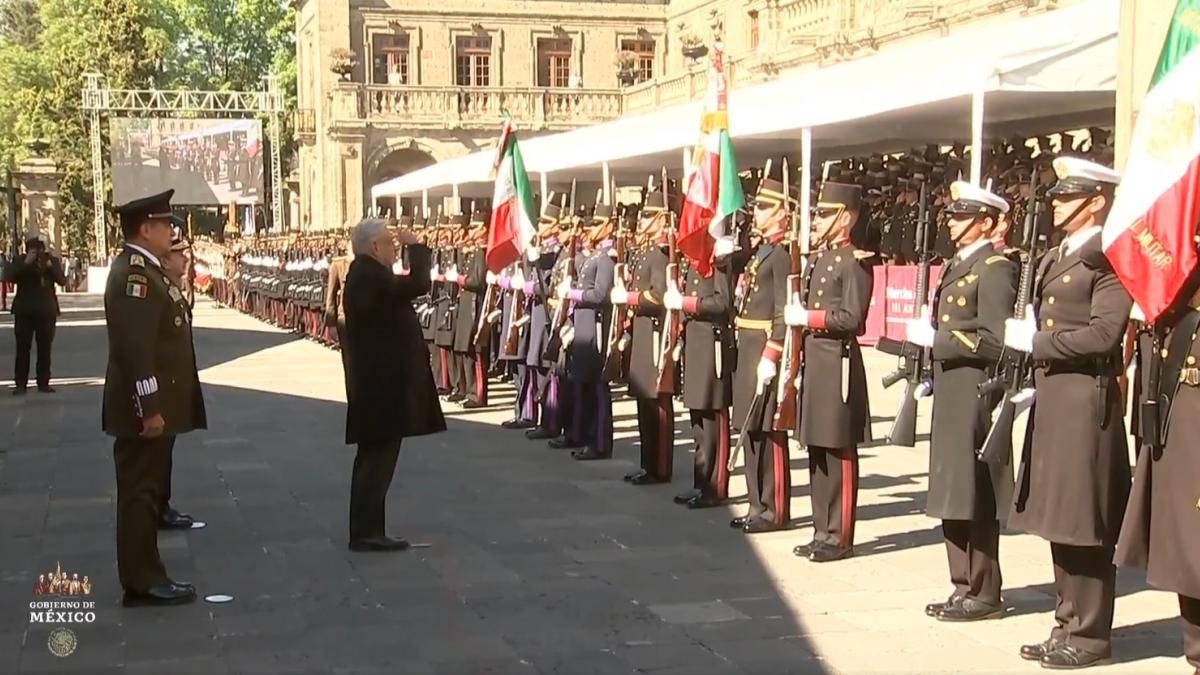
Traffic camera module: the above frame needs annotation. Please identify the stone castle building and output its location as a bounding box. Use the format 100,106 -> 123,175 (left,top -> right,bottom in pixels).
295,0 -> 1067,230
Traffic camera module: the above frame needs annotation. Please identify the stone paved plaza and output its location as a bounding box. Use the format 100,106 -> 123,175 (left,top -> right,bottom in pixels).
0,295 -> 1189,674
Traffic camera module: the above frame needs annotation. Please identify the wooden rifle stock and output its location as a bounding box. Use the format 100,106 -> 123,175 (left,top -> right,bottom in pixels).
541,226 -> 577,364
501,264 -> 527,357
656,225 -> 681,393
603,221 -> 629,382
773,233 -> 804,431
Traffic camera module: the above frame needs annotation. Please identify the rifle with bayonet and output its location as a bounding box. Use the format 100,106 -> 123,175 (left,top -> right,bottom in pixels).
773,158 -> 804,431
976,170 -> 1045,464
656,168 -> 682,393
877,180 -> 933,446
604,198 -> 637,382
541,182 -> 579,364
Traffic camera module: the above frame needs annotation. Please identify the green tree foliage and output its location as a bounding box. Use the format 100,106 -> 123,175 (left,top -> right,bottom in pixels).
0,0 -> 295,257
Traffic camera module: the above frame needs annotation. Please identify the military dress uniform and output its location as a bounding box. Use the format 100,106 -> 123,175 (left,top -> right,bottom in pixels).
791,182 -> 875,561
520,210 -> 564,439
433,217 -> 459,397
918,183 -> 1017,621
675,248 -> 735,508
453,230 -> 490,408
621,229 -> 673,483
103,191 -> 206,605
731,178 -> 794,533
564,211 -> 616,460
1005,159 -> 1132,667
325,253 -> 352,393
541,228 -> 580,446
1117,307 -> 1200,673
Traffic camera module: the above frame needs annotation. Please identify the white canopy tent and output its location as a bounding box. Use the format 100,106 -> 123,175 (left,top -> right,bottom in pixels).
370,0 -> 1117,202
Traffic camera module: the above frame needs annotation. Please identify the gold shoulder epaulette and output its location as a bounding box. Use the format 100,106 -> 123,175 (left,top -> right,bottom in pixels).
985,255 -> 1009,265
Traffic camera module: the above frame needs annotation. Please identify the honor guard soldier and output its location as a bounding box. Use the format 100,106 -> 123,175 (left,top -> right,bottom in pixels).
1117,290 -> 1200,675
453,211 -> 491,408
665,211 -> 736,509
614,192 -> 673,484
516,200 -> 567,438
785,182 -> 874,562
103,190 -> 206,607
1004,158 -> 1130,669
906,181 -> 1017,622
544,213 -> 581,448
325,236 -> 352,394
434,214 -> 459,398
558,205 -> 617,460
159,229 -> 199,531
729,174 -> 796,534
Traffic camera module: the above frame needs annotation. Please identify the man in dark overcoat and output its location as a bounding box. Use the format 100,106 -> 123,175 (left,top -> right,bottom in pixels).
906,181 -> 1016,622
785,182 -> 874,563
1005,158 -> 1131,668
343,218 -> 445,552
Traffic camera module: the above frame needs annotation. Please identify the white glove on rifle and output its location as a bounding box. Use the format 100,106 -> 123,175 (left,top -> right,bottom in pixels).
755,357 -> 777,390
610,284 -> 628,305
510,267 -> 526,290
1004,305 -> 1037,353
429,267 -> 439,282
556,278 -> 573,300
784,302 -> 808,327
905,307 -> 935,348
485,271 -> 498,285
445,269 -> 459,283
663,285 -> 683,311
713,235 -> 735,259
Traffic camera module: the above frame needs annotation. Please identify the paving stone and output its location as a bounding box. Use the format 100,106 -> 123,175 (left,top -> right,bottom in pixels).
648,600 -> 750,624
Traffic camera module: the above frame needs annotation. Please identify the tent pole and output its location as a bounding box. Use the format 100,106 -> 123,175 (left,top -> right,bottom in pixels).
540,172 -> 549,211
602,162 -> 611,205
800,127 -> 813,254
422,189 -> 429,216
971,88 -> 985,186
452,183 -> 460,214
682,147 -> 691,186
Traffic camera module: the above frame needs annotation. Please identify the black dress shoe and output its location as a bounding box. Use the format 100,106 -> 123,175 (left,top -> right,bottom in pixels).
925,594 -> 964,617
122,583 -> 196,607
502,418 -> 535,430
36,385 -> 56,394
625,469 -> 647,482
793,541 -> 821,558
729,515 -> 752,529
348,536 -> 411,552
1040,644 -> 1111,670
1019,637 -> 1063,661
461,400 -> 485,409
436,387 -> 451,396
446,393 -> 466,403
686,495 -> 727,509
549,436 -> 582,450
525,427 -> 556,440
936,597 -> 1004,622
674,489 -> 701,504
158,508 -> 195,530
630,473 -> 667,485
571,449 -> 610,461
168,579 -> 195,592
11,387 -> 26,396
742,518 -> 786,534
809,545 -> 853,563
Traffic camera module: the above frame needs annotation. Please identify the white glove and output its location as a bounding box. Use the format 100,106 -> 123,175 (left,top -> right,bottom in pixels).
486,271 -> 498,285
1004,306 -> 1037,353
430,267 -> 439,281
663,285 -> 683,311
713,235 -> 735,259
510,267 -> 526,289
610,285 -> 628,305
557,278 -> 572,300
784,303 -> 808,327
756,357 -> 777,389
905,308 -> 935,348
445,269 -> 459,283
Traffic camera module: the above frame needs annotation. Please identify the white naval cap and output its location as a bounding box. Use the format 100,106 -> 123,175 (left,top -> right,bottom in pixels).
946,180 -> 1010,216
1048,156 -> 1120,196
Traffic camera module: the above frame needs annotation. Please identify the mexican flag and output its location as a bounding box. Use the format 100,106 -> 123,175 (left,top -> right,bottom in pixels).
486,115 -> 537,273
1103,0 -> 1200,322
677,42 -> 745,278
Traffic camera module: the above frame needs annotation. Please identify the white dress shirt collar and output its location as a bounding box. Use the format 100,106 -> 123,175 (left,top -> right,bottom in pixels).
956,239 -> 992,262
1063,226 -> 1102,257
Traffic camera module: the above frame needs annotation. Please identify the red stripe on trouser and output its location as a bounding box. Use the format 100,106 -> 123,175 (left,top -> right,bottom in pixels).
773,433 -> 787,525
438,348 -> 450,388
474,353 -> 486,404
657,394 -> 672,478
839,448 -> 857,547
716,408 -> 730,499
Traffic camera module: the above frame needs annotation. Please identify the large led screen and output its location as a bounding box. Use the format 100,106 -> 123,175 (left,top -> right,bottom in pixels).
110,117 -> 265,206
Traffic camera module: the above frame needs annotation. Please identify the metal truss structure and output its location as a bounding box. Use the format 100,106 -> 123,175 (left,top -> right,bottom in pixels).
82,73 -> 285,258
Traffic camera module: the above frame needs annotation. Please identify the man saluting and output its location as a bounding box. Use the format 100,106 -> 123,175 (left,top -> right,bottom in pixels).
103,189 -> 206,607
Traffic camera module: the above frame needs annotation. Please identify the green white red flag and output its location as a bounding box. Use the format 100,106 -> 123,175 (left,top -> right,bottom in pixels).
486,115 -> 537,272
1103,0 -> 1200,322
677,42 -> 745,278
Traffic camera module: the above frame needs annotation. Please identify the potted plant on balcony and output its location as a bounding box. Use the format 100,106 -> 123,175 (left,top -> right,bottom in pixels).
680,33 -> 708,61
329,48 -> 358,80
615,50 -> 638,86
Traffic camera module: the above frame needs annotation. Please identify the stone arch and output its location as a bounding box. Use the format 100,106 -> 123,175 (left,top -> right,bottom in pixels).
365,137 -> 442,186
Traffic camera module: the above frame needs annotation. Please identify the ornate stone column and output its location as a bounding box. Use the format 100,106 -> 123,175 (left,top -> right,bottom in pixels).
14,144 -> 65,252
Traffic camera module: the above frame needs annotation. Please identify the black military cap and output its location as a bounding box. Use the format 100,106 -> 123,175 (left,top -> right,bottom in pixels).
642,191 -> 666,214
754,177 -> 799,209
1046,157 -> 1120,197
116,189 -> 184,236
168,225 -> 190,252
449,214 -> 466,227
398,215 -> 414,227
817,182 -> 862,213
591,204 -> 614,222
437,214 -> 451,227
470,210 -> 488,226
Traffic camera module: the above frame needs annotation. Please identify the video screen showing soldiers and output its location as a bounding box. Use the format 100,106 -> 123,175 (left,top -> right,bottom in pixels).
110,117 -> 265,206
